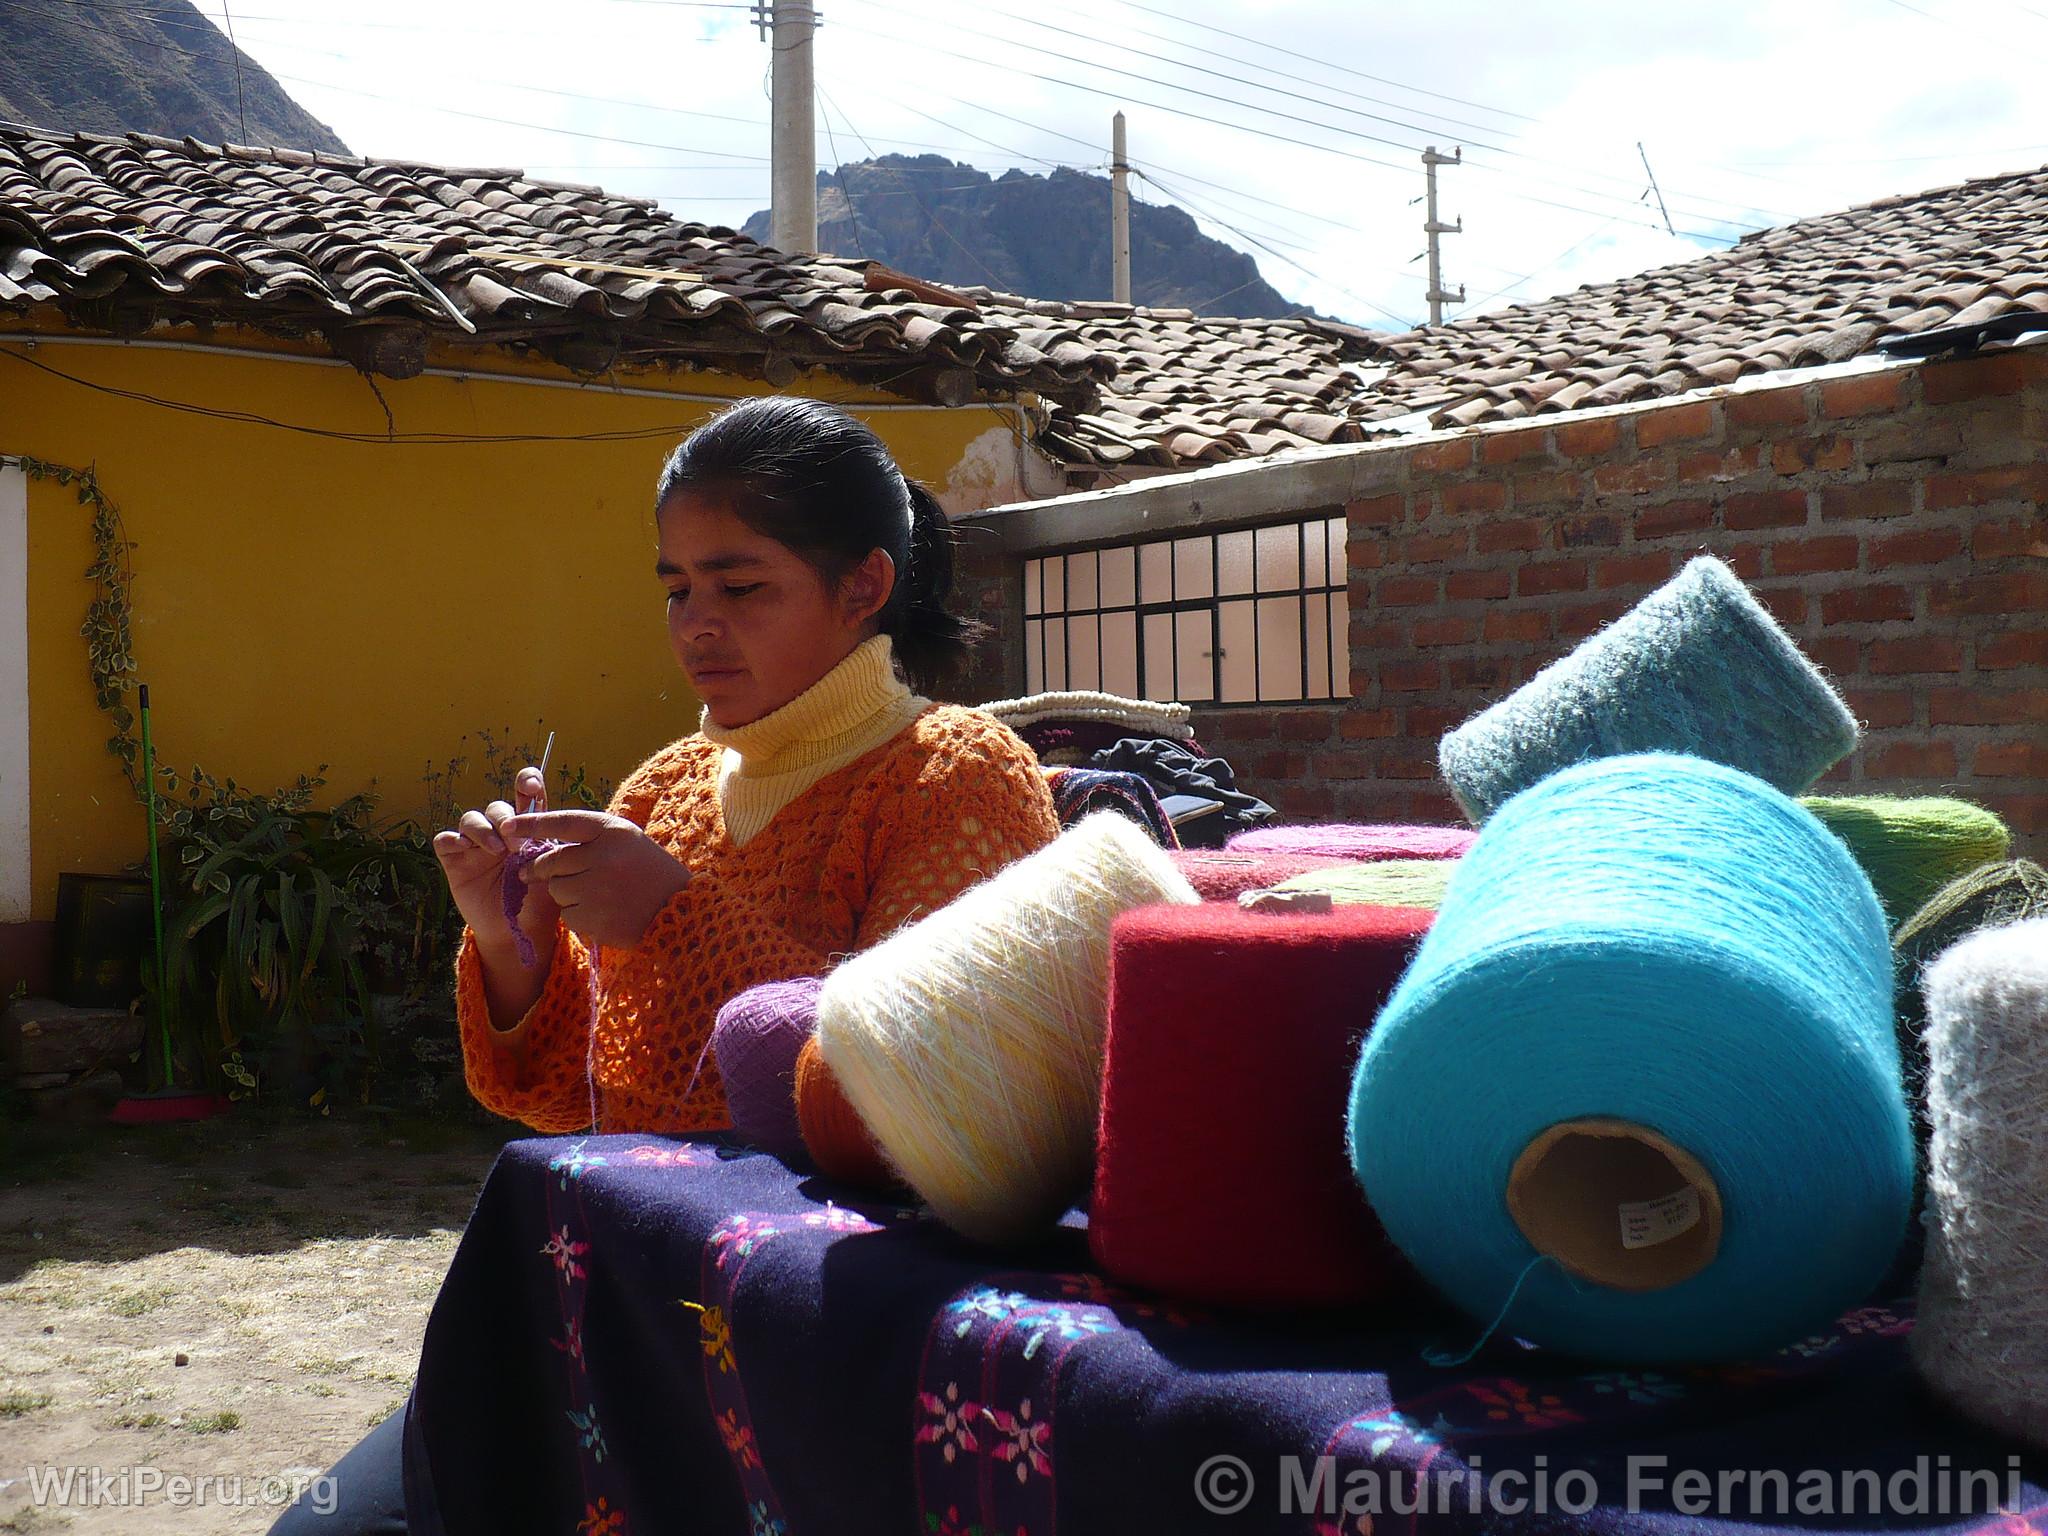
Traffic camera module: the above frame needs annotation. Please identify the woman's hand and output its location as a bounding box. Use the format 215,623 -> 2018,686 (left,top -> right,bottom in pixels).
432,766 -> 561,961
497,809 -> 693,949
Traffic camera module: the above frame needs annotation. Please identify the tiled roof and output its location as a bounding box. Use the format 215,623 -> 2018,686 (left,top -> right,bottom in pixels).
965,291 -> 1386,469
0,122 -> 1112,403
1355,162 -> 2048,429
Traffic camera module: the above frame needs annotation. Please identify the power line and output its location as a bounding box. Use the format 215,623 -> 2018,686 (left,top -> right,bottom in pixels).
812,94 -> 1009,287
1446,217 -> 1625,319
815,86 -> 868,257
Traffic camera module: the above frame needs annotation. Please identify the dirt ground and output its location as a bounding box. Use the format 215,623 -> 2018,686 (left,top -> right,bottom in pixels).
0,1105 -> 510,1535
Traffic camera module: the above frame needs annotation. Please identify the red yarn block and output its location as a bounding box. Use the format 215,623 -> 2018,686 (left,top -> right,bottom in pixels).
1169,850 -> 1353,902
1092,901 -> 1433,1308
795,1034 -> 901,1190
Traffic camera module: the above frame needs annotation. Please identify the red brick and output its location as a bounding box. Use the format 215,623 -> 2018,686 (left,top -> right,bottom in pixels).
1276,709 -> 1336,742
1866,740 -> 1958,779
1973,518 -> 2048,560
1412,615 -> 1479,647
1820,585 -> 1913,624
1554,597 -> 1631,640
1517,558 -> 1588,596
1480,428 -> 1545,465
1637,400 -> 1716,448
1348,666 -> 1375,696
1677,445 -> 1762,483
1340,708 -> 1399,740
1475,518 -> 1546,554
1770,535 -> 1859,575
1557,513 -> 1622,548
1442,480 -> 1508,517
1634,500 -> 1715,539
1726,387 -> 1807,429
1921,350 -> 2036,405
1975,741 -> 2048,778
1980,794 -> 2048,836
1315,751 -> 1384,781
1725,490 -> 1809,530
1592,458 -> 1673,496
1246,749 -> 1309,780
1926,466 -> 2048,510
1555,418 -> 1622,458
1349,618 -> 1406,650
1928,688 -> 2048,726
1376,575 -> 1441,607
1484,608 -> 1551,643
1447,656 -> 1509,690
1446,568 -> 1512,601
1402,705 -> 1468,739
1978,630 -> 2048,670
1347,541 -> 1386,573
1869,636 -> 1963,674
1820,480 -> 1915,521
1513,468 -> 1581,505
1845,687 -> 1915,728
1755,587 -> 1807,627
1721,544 -> 1765,579
1404,530 -> 1470,564
1596,551 -> 1676,588
1819,371 -> 1906,419
1869,527 -> 1964,568
1348,493 -> 1406,528
1771,435 -> 1854,475
1380,659 -> 1441,692
1928,569 -> 2048,617
1412,439 -> 1475,474
1378,746 -> 1445,781
1805,636 -> 1861,676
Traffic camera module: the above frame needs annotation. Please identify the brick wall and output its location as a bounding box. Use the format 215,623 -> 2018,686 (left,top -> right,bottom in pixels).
975,349 -> 2048,856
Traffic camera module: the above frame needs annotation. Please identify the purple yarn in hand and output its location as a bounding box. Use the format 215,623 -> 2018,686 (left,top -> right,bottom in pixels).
1225,823 -> 1476,862
501,840 -> 566,967
713,976 -> 825,1162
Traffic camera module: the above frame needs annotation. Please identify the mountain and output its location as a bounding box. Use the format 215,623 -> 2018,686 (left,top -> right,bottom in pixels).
744,155 -> 1309,318
0,0 -> 347,153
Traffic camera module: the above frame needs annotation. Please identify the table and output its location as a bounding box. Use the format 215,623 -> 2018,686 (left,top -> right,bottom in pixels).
403,1135 -> 2047,1535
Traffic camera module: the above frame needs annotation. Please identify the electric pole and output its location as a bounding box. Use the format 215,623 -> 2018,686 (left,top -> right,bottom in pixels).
758,0 -> 818,253
1422,144 -> 1465,325
1111,111 -> 1131,304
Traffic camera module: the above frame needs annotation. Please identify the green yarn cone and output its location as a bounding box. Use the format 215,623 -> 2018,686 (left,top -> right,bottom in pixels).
1799,795 -> 2012,927
1273,857 -> 1457,911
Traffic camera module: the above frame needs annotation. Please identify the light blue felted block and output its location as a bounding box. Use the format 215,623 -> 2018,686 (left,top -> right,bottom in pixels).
1438,556 -> 1858,825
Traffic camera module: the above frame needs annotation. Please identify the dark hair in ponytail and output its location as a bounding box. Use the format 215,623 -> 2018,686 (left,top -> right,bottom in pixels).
653,396 -> 985,692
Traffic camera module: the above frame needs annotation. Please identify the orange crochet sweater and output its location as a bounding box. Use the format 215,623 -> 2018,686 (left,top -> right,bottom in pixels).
454,706 -> 1059,1134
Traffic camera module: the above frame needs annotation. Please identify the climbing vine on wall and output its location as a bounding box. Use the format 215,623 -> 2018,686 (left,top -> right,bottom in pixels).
3,454 -> 145,790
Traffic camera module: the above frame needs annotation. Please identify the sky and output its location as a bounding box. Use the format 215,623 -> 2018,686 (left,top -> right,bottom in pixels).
146,0 -> 2048,332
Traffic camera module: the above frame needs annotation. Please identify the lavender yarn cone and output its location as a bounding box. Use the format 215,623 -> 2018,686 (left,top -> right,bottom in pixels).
713,976 -> 824,1163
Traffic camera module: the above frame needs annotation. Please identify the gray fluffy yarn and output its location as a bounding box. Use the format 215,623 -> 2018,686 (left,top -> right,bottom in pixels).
1912,917 -> 2048,1448
1438,556 -> 1859,824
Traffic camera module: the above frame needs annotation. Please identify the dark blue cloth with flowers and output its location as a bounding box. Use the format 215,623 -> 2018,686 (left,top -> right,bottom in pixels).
403,1135 -> 2046,1536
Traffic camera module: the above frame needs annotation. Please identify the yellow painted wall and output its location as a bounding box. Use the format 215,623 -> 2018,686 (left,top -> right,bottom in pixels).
3,332 -> 1031,921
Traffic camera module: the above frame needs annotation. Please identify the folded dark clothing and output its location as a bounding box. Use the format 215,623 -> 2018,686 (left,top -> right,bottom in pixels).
1087,737 -> 1275,847
1047,767 -> 1179,848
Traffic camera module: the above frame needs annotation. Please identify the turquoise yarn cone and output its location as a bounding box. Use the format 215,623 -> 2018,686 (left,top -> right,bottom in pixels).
1348,754 -> 1913,1364
1438,556 -> 1858,824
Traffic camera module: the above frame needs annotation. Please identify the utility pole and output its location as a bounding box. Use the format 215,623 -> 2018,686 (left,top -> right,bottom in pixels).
758,0 -> 818,253
1111,111 -> 1131,304
1422,144 -> 1465,325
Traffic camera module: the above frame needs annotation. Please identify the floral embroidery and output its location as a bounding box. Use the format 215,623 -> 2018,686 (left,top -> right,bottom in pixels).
986,1398 -> 1052,1483
1053,1272 -> 1206,1328
1466,1379 -> 1580,1429
552,1318 -> 585,1364
746,1500 -> 788,1536
947,1288 -> 1035,1336
542,1227 -> 590,1282
579,1496 -> 626,1536
1349,1410 -> 1447,1458
922,1506 -> 989,1536
1778,1333 -> 1841,1359
548,1140 -> 608,1189
1585,1371 -> 1686,1405
915,1381 -> 983,1463
1840,1306 -> 1912,1337
700,1304 -> 737,1374
718,1409 -> 762,1471
802,1204 -> 879,1234
624,1142 -> 708,1168
566,1406 -> 608,1462
712,1215 -> 783,1268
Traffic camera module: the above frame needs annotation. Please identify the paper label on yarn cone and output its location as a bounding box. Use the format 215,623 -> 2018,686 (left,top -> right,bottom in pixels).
1618,1188 -> 1703,1249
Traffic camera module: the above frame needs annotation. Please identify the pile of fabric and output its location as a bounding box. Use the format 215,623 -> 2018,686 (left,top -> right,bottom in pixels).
979,688 -> 1275,847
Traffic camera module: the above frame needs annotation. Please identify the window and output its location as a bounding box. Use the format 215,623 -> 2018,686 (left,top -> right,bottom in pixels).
1023,515 -> 1350,703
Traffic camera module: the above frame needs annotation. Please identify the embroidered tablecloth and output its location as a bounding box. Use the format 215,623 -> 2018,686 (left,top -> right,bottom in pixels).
402,1135 -> 2047,1535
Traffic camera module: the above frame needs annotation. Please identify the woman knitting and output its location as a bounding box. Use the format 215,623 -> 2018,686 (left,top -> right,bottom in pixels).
269,396 -> 1057,1536
435,394 -> 1059,1135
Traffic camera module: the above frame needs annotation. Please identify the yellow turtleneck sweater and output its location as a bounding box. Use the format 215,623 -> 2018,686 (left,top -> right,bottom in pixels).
697,633 -> 932,847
